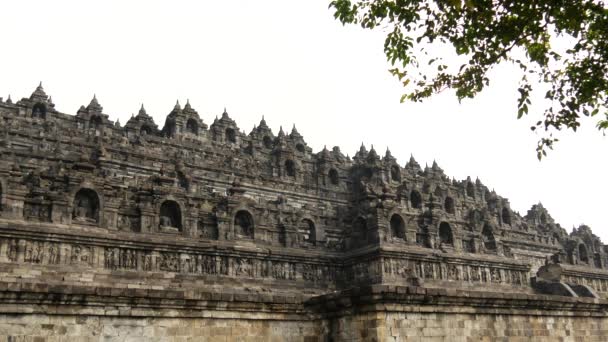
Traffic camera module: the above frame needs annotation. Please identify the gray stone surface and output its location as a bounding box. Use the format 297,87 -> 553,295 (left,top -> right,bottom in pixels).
0,84 -> 608,341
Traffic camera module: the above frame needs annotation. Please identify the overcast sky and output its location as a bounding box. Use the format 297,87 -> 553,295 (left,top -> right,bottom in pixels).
1,1 -> 606,240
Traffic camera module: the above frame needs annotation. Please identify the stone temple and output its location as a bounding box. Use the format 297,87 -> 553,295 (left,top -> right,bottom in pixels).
0,84 -> 607,341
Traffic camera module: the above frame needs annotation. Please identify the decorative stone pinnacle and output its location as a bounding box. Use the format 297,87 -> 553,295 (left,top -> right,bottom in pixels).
138,104 -> 147,117
31,82 -> 47,99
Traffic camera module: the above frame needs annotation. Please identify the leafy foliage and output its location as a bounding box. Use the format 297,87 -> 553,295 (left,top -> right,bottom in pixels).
330,0 -> 608,159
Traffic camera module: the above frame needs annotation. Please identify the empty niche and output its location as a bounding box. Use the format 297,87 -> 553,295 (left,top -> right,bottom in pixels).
444,196 -> 455,214
439,222 -> 454,246
186,118 -> 199,135
234,210 -> 254,238
390,214 -> 406,240
225,128 -> 236,143
285,160 -> 296,177
263,136 -> 273,149
502,207 -> 511,225
410,190 -> 422,209
328,169 -> 339,185
482,224 -> 497,251
579,244 -> 589,263
390,165 -> 401,182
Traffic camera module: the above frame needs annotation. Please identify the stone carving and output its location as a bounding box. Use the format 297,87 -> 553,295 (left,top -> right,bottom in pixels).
23,201 -> 51,222
0,84 -> 607,310
70,245 -> 93,266
159,252 -> 180,272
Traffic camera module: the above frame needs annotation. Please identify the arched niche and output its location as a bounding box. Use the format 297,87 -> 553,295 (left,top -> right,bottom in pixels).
296,143 -> 305,153
482,224 -> 497,251
90,115 -> 103,132
32,103 -> 46,119
390,165 -> 401,182
234,210 -> 254,238
579,244 -> 589,263
540,213 -> 547,225
502,207 -> 512,225
186,118 -> 199,135
285,160 -> 296,177
389,214 -> 406,240
567,249 -> 575,264
352,217 -> 368,246
73,188 -> 100,224
225,128 -> 236,143
140,125 -> 152,135
410,190 -> 422,209
263,136 -> 273,149
159,200 -> 182,231
439,222 -> 454,245
444,196 -> 455,214
328,169 -> 339,185
299,218 -> 316,245
163,118 -> 176,138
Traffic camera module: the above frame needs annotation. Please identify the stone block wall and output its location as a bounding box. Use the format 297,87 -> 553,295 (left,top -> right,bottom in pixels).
0,314 -> 327,342
312,285 -> 608,342
333,312 -> 608,342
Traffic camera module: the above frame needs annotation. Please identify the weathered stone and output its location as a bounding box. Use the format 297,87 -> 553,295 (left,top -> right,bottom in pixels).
0,84 -> 607,340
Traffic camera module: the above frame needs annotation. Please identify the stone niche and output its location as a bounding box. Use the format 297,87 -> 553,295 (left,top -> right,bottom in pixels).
72,188 -> 100,225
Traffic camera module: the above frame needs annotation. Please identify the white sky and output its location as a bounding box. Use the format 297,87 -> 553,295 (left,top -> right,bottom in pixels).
1,1 -> 606,240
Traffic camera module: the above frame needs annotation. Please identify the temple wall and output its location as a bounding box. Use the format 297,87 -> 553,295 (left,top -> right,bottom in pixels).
0,314 -> 326,342
2,85 -> 608,341
333,311 -> 608,342
2,302 -> 607,342
311,285 -> 608,342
